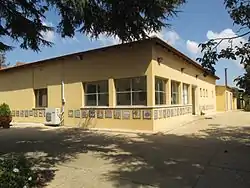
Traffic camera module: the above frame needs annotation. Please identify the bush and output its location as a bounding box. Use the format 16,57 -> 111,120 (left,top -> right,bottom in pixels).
0,103 -> 11,117
244,104 -> 250,111
0,155 -> 38,188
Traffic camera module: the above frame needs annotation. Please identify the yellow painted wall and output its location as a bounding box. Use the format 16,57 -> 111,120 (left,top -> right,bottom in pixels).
216,86 -> 235,111
0,39 -> 218,131
152,44 -> 217,116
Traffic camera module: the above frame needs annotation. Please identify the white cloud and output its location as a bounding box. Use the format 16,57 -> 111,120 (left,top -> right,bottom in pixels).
186,40 -> 200,54
206,28 -> 246,51
148,29 -> 180,45
41,22 -> 55,42
207,28 -> 246,68
97,34 -> 120,46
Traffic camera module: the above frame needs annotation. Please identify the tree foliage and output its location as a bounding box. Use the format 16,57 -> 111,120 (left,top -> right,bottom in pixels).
197,0 -> 250,96
0,0 -> 185,52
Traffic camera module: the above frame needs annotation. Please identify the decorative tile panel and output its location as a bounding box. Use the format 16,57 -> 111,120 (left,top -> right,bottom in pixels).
89,109 -> 96,118
29,110 -> 33,116
81,110 -> 88,118
159,109 -> 163,119
20,110 -> 24,117
34,110 -> 38,117
114,110 -> 121,119
132,110 -> 141,119
122,110 -> 130,120
143,110 -> 151,119
11,110 -> 15,117
105,110 -> 112,118
97,110 -> 104,119
163,109 -> 167,118
16,110 -> 19,117
68,110 -> 73,118
154,110 -> 158,120
25,110 -> 29,117
74,110 -> 80,118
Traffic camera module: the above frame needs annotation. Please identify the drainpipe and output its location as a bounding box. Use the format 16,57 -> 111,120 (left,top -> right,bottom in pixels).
60,80 -> 65,126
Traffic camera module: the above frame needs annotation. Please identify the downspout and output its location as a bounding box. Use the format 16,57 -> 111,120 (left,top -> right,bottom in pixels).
60,80 -> 65,126
60,60 -> 65,126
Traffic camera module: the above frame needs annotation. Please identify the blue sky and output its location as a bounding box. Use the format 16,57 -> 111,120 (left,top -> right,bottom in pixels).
4,0 -> 245,86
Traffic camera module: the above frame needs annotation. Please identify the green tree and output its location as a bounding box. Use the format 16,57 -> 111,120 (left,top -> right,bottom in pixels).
0,0 -> 185,52
197,0 -> 250,96
0,53 -> 9,68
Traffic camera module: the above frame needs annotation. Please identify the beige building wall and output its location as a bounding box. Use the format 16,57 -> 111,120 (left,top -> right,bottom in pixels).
0,38 -> 218,132
216,86 -> 235,111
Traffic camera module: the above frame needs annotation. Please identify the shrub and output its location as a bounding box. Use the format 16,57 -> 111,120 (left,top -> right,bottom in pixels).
0,155 -> 38,188
0,103 -> 11,117
244,103 -> 250,111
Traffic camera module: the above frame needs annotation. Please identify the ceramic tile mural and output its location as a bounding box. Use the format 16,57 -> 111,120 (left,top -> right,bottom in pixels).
97,110 -> 104,119
16,110 -> 19,117
89,109 -> 96,118
167,109 -> 170,117
20,110 -> 24,117
25,110 -> 29,117
105,110 -> 112,118
68,110 -> 73,118
11,110 -> 15,117
34,110 -> 38,117
114,110 -> 121,119
29,110 -> 33,116
154,110 -> 158,120
81,110 -> 88,118
74,110 -> 80,118
39,110 -> 43,117
143,110 -> 151,119
132,110 -> 141,119
163,109 -> 167,118
159,109 -> 163,119
122,110 -> 130,120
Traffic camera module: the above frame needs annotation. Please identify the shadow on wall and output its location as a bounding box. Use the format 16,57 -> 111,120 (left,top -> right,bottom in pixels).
0,124 -> 250,187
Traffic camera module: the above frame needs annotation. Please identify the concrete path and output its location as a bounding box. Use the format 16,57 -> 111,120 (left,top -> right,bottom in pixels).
0,111 -> 250,188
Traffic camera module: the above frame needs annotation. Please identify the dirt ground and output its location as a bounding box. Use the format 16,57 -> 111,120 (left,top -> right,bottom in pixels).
0,111 -> 250,188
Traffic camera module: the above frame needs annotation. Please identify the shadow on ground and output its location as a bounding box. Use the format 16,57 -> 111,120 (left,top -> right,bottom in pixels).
0,122 -> 250,187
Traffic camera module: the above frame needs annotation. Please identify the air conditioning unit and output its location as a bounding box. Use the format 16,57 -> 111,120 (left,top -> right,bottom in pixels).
45,108 -> 61,125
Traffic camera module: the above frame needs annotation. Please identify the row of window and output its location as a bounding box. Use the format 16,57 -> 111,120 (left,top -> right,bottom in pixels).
35,76 -> 190,107
200,88 -> 214,98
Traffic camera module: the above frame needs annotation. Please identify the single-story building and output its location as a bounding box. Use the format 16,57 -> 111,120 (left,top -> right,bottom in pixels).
0,37 -> 219,131
216,85 -> 237,111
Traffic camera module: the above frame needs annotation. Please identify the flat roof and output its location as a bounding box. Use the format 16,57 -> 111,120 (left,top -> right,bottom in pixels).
0,37 -> 220,79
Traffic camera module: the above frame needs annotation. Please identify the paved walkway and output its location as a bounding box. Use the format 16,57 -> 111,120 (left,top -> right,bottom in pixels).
0,111 -> 250,188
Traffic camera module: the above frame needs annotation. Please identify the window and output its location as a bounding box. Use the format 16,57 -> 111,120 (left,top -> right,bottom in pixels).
84,81 -> 108,106
155,77 -> 166,105
200,88 -> 202,97
171,81 -> 180,104
35,88 -> 48,108
203,89 -> 206,97
115,77 -> 146,105
206,89 -> 208,97
183,84 -> 189,105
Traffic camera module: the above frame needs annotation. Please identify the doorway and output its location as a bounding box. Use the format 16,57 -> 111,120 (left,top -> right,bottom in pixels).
192,86 -> 197,115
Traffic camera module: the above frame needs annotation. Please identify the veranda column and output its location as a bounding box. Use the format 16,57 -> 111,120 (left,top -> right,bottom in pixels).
147,74 -> 155,106
167,79 -> 171,105
179,82 -> 183,105
108,78 -> 116,107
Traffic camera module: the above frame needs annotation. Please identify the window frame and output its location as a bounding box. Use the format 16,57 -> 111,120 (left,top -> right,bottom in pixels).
84,80 -> 109,106
155,77 -> 167,105
171,80 -> 180,105
115,76 -> 147,106
182,83 -> 189,105
34,88 -> 48,108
